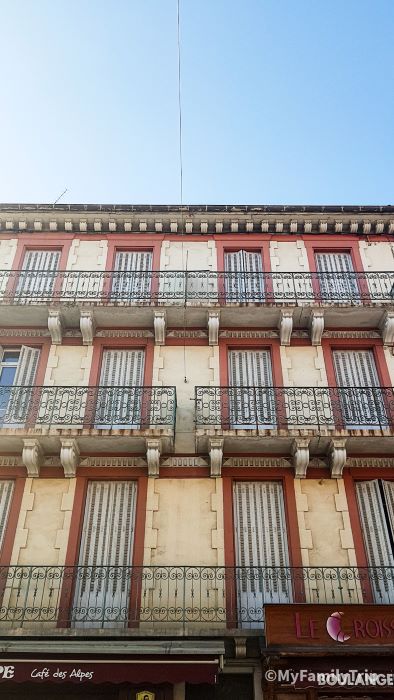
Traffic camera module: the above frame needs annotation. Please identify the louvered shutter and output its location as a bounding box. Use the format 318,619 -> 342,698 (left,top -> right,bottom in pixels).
233,482 -> 291,626
333,350 -> 386,428
6,346 -> 40,425
356,481 -> 394,603
96,350 -> 145,427
382,481 -> 394,531
315,252 -> 359,301
0,481 -> 14,554
112,251 -> 152,301
73,480 -> 138,627
228,350 -> 275,427
16,250 -> 60,300
224,250 -> 264,302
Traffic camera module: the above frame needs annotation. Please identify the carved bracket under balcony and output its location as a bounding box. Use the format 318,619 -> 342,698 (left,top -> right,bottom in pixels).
309,309 -> 325,346
291,438 -> 310,478
379,311 -> 394,346
80,309 -> 96,345
153,311 -> 166,346
278,310 -> 293,346
208,310 -> 220,346
60,439 -> 80,478
22,439 -> 44,477
327,438 -> 347,478
48,309 -> 64,345
209,438 -> 224,477
146,438 -> 161,477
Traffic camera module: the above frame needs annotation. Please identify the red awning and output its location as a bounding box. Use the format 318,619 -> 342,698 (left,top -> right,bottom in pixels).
0,658 -> 220,685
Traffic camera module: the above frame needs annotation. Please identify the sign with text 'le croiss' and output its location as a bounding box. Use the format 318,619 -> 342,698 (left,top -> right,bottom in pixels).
265,605 -> 394,647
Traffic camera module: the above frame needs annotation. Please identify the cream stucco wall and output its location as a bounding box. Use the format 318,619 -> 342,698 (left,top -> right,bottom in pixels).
153,345 -> 219,453
280,346 -> 328,387
270,240 -> 309,272
66,239 -> 108,270
43,345 -> 93,386
359,240 -> 394,272
0,239 -> 18,268
295,479 -> 357,602
384,346 -> 394,386
160,240 -> 217,271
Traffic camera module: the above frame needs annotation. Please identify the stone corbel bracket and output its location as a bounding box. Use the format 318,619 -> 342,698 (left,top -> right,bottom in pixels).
209,437 -> 224,477
278,309 -> 293,346
379,310 -> 394,346
291,438 -> 310,478
328,438 -> 347,478
22,438 -> 44,477
80,309 -> 96,345
208,310 -> 220,346
153,310 -> 166,346
309,309 -> 325,346
60,438 -> 80,478
146,438 -> 161,477
48,309 -> 64,345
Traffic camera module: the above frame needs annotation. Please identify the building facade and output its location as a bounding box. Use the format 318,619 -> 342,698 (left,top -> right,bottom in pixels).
0,203 -> 393,699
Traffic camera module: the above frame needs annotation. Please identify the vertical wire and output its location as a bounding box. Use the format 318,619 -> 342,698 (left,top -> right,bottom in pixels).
177,0 -> 188,382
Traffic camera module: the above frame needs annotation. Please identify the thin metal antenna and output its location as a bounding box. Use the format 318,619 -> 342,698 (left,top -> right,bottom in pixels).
53,188 -> 68,206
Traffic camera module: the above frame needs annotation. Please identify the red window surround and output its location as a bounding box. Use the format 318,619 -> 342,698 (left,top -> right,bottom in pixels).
88,337 -> 155,387
303,237 -> 365,274
215,238 -> 271,273
0,470 -> 26,567
0,338 -> 51,386
321,338 -> 392,389
105,237 -> 161,271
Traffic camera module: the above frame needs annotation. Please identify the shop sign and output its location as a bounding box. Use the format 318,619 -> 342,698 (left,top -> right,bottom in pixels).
265,604 -> 394,647
136,693 -> 155,700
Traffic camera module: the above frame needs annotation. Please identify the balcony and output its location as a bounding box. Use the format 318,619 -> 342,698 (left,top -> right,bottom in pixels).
0,565 -> 392,635
195,386 -> 394,457
0,385 -> 176,455
0,269 -> 392,330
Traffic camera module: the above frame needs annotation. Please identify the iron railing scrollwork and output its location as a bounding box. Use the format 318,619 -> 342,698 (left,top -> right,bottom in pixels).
1,269 -> 393,304
0,385 -> 176,430
0,565 -> 392,629
195,386 -> 394,430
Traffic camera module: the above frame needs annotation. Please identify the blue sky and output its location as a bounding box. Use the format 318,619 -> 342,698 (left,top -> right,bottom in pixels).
0,0 -> 393,205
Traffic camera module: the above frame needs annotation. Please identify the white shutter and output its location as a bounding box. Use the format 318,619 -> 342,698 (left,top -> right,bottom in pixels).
228,350 -> 275,427
224,250 -> 264,302
233,482 -> 291,625
96,350 -> 145,427
16,250 -> 60,300
382,481 -> 394,532
7,346 -> 40,425
333,350 -> 386,428
112,251 -> 152,300
315,252 -> 359,301
0,481 -> 14,554
73,480 -> 138,627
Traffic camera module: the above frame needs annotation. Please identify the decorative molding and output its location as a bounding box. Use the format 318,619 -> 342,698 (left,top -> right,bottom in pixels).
219,330 -> 278,339
335,221 -> 343,233
208,310 -> 220,346
146,438 -> 161,477
322,330 -> 380,339
22,439 -> 44,477
309,309 -> 325,346
60,439 -> 80,478
0,329 -> 49,337
209,438 -> 223,477
327,438 -> 347,478
48,309 -> 64,345
319,220 -> 328,233
0,457 -> 20,467
161,457 -> 209,468
379,311 -> 394,346
304,220 -> 312,233
234,637 -> 247,658
347,457 -> 394,469
153,310 -> 166,346
278,309 -> 293,346
96,329 -> 154,338
201,221 -> 208,234
223,457 -> 290,468
79,309 -> 96,345
291,438 -> 310,478
167,330 -> 207,339
80,456 -> 147,468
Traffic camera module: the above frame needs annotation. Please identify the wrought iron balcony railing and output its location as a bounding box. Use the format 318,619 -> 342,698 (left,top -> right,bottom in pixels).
195,386 -> 394,430
0,565 -> 392,630
0,269 -> 393,304
0,385 -> 176,430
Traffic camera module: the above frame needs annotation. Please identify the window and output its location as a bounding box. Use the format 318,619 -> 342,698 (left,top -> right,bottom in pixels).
15,250 -> 60,301
233,481 -> 291,628
95,349 -> 145,428
228,349 -> 276,428
333,350 -> 387,428
356,480 -> 394,603
73,481 -> 138,627
315,252 -> 360,302
224,250 -> 264,302
0,346 -> 40,425
111,251 -> 153,301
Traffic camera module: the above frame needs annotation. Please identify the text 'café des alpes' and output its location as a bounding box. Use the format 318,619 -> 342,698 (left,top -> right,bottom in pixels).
0,203 -> 393,699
